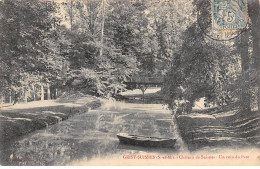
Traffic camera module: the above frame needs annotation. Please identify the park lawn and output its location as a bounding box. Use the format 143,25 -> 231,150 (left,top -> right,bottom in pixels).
0,95 -> 101,149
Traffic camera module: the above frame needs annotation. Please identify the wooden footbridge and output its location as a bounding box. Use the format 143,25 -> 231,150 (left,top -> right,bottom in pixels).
124,76 -> 164,102
124,76 -> 163,88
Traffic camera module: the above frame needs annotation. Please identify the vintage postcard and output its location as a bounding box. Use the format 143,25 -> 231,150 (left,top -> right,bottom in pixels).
0,0 -> 259,166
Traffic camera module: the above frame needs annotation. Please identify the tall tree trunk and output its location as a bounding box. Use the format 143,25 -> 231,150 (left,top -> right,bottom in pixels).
248,0 -> 260,110
9,91 -> 12,104
1,95 -> 4,104
24,88 -> 28,103
99,0 -> 105,57
32,84 -> 36,101
41,85 -> 44,101
14,92 -> 18,105
70,0 -> 73,32
240,29 -> 251,112
55,88 -> 58,99
47,83 -> 51,100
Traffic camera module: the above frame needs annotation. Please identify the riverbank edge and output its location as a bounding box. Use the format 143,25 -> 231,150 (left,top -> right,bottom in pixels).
0,96 -> 102,149
176,109 -> 260,151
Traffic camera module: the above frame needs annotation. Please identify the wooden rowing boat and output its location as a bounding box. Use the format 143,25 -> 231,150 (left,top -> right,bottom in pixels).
117,133 -> 176,148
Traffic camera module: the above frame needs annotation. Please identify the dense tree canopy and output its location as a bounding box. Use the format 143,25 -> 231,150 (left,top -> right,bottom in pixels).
0,0 -> 259,113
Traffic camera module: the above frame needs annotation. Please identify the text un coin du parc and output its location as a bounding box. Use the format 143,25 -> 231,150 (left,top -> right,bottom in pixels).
122,154 -> 250,160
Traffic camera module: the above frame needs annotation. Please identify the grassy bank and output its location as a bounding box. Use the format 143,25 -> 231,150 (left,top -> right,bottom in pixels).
0,95 -> 101,149
177,108 -> 260,151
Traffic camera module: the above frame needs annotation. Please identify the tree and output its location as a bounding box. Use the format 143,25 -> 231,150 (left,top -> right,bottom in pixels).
248,0 -> 260,110
0,0 -> 66,102
162,0 -> 245,113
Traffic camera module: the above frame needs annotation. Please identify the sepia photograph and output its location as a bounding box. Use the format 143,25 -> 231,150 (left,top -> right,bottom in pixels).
0,0 -> 259,166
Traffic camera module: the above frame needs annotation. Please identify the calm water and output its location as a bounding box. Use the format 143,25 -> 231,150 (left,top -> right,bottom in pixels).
0,101 -> 187,166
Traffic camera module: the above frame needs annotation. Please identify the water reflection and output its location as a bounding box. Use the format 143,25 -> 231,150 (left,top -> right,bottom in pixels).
0,102 -> 183,166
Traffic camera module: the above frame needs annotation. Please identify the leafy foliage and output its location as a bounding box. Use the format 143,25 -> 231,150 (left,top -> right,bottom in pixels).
0,0 -> 259,111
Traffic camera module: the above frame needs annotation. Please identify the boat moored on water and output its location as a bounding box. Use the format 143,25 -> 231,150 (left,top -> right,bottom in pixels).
116,133 -> 176,148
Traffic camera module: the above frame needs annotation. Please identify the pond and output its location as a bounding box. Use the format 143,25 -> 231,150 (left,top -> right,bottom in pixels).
0,101 -> 186,166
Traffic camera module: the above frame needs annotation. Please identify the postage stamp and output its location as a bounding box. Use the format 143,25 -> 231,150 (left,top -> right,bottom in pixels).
212,0 -> 248,30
